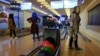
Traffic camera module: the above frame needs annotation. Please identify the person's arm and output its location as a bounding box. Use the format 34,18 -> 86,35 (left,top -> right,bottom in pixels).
8,19 -> 10,27
78,15 -> 81,26
70,14 -> 76,22
37,18 -> 41,23
12,18 -> 16,27
27,17 -> 32,23
13,21 -> 16,27
69,14 -> 76,26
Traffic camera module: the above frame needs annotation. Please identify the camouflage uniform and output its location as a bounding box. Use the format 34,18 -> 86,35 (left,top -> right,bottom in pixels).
70,13 -> 81,40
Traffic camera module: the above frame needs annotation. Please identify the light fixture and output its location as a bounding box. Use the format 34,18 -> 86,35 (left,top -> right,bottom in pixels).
32,7 -> 48,15
37,0 -> 60,16
65,8 -> 70,17
39,1 -> 60,16
15,0 -> 23,3
41,2 -> 48,5
37,0 -> 46,2
44,5 -> 50,8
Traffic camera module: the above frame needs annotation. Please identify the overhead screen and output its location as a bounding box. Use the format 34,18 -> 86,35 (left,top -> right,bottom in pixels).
21,2 -> 32,10
51,1 -> 63,9
51,0 -> 77,9
64,0 -> 77,8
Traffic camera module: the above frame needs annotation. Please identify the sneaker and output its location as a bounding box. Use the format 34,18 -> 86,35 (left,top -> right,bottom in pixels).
15,37 -> 18,40
10,37 -> 13,40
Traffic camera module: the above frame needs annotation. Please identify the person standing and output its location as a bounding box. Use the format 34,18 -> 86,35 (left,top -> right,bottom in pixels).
69,6 -> 81,50
47,17 -> 56,28
8,14 -> 17,39
27,12 -> 40,42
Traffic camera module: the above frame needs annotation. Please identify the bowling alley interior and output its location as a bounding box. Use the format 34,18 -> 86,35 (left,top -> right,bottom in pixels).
0,0 -> 100,56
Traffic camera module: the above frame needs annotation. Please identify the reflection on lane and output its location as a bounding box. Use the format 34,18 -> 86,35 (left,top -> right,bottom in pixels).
0,35 -> 42,56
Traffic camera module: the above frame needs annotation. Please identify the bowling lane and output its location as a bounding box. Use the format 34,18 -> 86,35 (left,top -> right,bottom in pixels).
31,29 -> 67,56
0,23 -> 66,56
60,35 -> 100,56
0,35 -> 42,56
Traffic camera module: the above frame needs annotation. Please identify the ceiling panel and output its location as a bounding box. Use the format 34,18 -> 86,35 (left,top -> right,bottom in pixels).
28,0 -> 55,15
27,0 -> 85,16
28,0 -> 70,15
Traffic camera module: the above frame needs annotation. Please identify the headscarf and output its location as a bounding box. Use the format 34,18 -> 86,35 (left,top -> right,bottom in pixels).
32,12 -> 38,20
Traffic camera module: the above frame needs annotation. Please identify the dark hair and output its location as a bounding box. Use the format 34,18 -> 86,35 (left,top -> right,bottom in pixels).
9,14 -> 14,19
72,6 -> 80,13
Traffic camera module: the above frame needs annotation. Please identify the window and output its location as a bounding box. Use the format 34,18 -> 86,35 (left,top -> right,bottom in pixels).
88,4 -> 100,25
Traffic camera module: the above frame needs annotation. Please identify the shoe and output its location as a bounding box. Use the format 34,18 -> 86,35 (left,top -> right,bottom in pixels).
10,37 -> 13,40
75,48 -> 82,50
15,37 -> 18,40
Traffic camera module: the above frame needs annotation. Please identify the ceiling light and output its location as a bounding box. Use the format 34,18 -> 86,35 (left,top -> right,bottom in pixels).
15,0 -> 23,3
44,5 -> 50,8
41,2 -> 48,5
50,0 -> 77,9
40,1 -> 60,16
32,7 -> 48,15
65,8 -> 70,16
37,0 -> 46,2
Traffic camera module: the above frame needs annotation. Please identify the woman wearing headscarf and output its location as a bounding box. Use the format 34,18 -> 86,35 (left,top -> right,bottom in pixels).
8,14 -> 17,39
69,6 -> 81,50
27,12 -> 40,42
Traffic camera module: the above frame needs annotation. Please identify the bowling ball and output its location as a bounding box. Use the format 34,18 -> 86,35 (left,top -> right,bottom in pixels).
43,46 -> 53,54
42,40 -> 51,47
42,42 -> 55,51
45,37 -> 56,47
37,50 -> 51,56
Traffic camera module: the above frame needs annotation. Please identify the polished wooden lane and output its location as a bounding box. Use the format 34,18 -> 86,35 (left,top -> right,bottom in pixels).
60,35 -> 100,56
0,34 -> 100,56
0,35 -> 42,56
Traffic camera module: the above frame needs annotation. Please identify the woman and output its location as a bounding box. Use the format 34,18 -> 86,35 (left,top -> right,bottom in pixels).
69,6 -> 81,50
27,12 -> 40,42
8,14 -> 17,39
